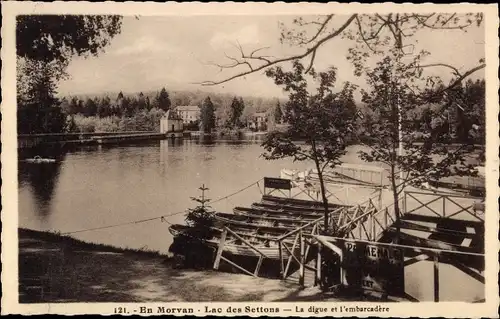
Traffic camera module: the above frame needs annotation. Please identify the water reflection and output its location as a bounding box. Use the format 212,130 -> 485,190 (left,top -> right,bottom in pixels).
17,139 -> 315,252
18,155 -> 65,220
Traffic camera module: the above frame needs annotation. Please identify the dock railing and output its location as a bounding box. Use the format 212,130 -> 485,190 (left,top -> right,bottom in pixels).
274,193 -> 382,285
403,190 -> 484,222
314,235 -> 485,302
337,189 -> 485,242
212,194 -> 382,285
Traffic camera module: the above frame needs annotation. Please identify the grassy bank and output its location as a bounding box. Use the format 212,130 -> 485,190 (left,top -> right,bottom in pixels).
19,228 -> 346,303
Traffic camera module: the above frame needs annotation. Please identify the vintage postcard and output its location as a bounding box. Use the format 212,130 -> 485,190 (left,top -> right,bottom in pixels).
1,1 -> 499,317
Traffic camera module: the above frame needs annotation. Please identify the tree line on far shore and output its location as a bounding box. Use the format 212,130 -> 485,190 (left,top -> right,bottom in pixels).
16,14 -> 485,146
17,69 -> 285,133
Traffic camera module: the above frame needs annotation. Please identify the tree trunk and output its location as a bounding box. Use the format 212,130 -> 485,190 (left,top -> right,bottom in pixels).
315,162 -> 331,233
311,140 -> 331,234
390,163 -> 400,244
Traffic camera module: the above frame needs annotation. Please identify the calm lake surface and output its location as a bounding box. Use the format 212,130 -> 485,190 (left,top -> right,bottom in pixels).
18,139 -> 383,253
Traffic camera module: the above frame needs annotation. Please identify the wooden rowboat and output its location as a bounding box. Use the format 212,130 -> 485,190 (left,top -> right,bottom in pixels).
203,239 -> 300,259
23,156 -> 57,164
169,224 -> 286,242
168,224 -> 300,259
262,195 -> 339,208
234,206 -> 321,221
214,212 -> 315,230
249,203 -> 325,218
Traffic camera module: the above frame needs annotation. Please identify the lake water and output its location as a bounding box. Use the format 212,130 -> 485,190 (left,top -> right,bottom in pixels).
18,139 -> 381,253
18,138 -> 485,301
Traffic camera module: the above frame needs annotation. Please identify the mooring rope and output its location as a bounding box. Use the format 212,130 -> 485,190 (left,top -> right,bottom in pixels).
208,178 -> 263,205
60,178 -> 264,235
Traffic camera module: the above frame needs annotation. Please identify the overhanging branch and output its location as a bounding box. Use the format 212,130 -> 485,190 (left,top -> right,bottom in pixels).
197,14 -> 358,86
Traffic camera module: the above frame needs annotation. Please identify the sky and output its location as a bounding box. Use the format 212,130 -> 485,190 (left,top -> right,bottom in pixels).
56,15 -> 485,99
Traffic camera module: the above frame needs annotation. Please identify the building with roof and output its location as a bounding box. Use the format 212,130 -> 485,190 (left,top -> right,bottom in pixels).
177,105 -> 201,125
247,112 -> 269,131
160,109 -> 183,137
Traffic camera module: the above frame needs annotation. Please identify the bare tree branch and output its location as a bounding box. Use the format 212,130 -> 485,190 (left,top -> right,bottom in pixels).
411,13 -> 473,30
305,49 -> 317,73
303,14 -> 333,45
443,63 -> 486,92
199,13 -> 484,87
418,63 -> 462,77
355,16 -> 378,53
197,14 -> 358,86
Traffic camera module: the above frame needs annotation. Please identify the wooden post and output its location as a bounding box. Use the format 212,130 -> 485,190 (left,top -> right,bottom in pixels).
372,215 -> 376,240
315,242 -> 322,287
278,240 -> 284,278
358,220 -> 362,239
284,233 -> 299,279
254,255 -> 264,277
213,228 -> 227,270
403,190 -> 407,215
384,207 -> 388,228
299,230 -> 305,287
433,254 -> 439,302
442,196 -> 446,218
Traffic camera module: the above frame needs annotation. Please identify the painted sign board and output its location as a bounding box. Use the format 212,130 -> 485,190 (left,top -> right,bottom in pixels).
264,177 -> 292,190
341,240 -> 405,296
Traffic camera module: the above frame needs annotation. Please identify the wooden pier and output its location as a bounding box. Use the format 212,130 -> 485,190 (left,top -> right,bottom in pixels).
200,179 -> 485,301
91,132 -> 167,144
18,131 -> 167,148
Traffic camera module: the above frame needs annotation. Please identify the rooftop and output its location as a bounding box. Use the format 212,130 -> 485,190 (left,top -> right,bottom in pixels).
177,105 -> 200,112
254,112 -> 268,117
165,109 -> 182,120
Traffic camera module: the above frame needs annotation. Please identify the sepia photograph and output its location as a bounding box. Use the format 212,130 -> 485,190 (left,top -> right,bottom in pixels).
2,2 -> 499,317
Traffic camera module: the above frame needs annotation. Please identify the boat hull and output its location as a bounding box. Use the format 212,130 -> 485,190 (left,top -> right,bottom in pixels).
214,212 -> 317,230
168,224 -> 305,260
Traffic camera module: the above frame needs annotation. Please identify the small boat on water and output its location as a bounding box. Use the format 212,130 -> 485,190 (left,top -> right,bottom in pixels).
234,206 -> 321,221
23,156 -> 56,164
170,220 -> 292,238
169,224 -> 280,242
248,204 -> 342,221
261,195 -> 339,208
168,224 -> 299,259
214,212 -> 316,230
203,240 -> 298,259
254,201 -> 339,214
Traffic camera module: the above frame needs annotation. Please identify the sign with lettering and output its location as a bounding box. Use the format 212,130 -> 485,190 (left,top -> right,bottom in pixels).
341,240 -> 404,296
264,177 -> 292,190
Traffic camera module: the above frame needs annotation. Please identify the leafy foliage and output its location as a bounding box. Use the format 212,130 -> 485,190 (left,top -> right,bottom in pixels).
16,15 -> 123,134
262,61 -> 357,231
357,50 -> 481,232
153,88 -> 172,112
199,97 -> 216,133
227,97 -> 245,128
17,60 -> 66,134
169,186 -> 217,269
16,15 -> 122,63
274,101 -> 283,124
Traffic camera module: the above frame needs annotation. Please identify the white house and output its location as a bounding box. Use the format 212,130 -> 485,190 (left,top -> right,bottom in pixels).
247,112 -> 269,131
177,105 -> 201,124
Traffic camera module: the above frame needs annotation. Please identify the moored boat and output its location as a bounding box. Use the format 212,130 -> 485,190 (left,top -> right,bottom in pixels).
169,223 -> 287,242
168,224 -> 300,259
23,156 -> 57,164
261,195 -> 340,208
203,239 -> 299,259
234,206 -> 323,221
214,212 -> 317,230
254,201 -> 342,214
